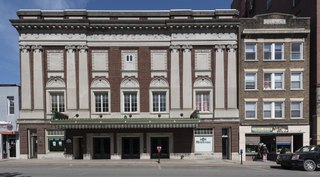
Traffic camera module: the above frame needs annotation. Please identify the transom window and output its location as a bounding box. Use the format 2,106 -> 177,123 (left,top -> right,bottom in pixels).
291,42 -> 303,60
126,55 -> 133,62
7,96 -> 14,115
291,101 -> 302,118
264,43 -> 284,60
245,72 -> 257,90
51,93 -> 65,112
264,72 -> 284,90
245,102 -> 257,119
152,92 -> 166,112
245,43 -> 257,61
95,92 -> 109,112
124,92 -> 137,112
195,92 -> 210,112
264,101 -> 284,119
291,72 -> 303,89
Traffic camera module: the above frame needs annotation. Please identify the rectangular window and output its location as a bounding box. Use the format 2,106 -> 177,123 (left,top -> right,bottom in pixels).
47,130 -> 65,152
7,97 -> 14,115
245,102 -> 257,119
245,43 -> 256,61
263,72 -> 284,90
291,42 -> 303,60
51,93 -> 65,112
267,0 -> 272,10
195,92 -> 210,112
245,72 -> 257,90
264,43 -> 284,60
291,101 -> 302,118
95,92 -> 109,112
263,101 -> 284,119
291,72 -> 303,89
124,92 -> 137,112
152,92 -> 166,112
126,55 -> 133,62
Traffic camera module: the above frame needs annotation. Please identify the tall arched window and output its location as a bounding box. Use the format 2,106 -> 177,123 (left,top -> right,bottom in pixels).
193,77 -> 213,113
120,77 -> 140,113
149,77 -> 169,113
91,77 -> 110,114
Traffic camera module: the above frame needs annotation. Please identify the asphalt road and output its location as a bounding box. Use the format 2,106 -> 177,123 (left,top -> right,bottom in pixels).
0,163 -> 319,177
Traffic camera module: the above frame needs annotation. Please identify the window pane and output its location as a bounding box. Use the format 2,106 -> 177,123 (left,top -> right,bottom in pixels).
264,102 -> 272,118
264,43 -> 272,60
274,73 -> 283,89
264,73 -> 272,89
131,93 -> 137,112
291,72 -> 302,89
245,73 -> 256,89
245,44 -> 256,60
291,102 -> 301,117
275,102 -> 283,118
291,43 -> 302,60
274,43 -> 283,60
8,97 -> 14,114
245,102 -> 256,118
196,92 -> 210,112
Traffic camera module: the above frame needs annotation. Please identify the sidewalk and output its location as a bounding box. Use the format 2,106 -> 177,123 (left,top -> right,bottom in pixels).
0,158 -> 277,168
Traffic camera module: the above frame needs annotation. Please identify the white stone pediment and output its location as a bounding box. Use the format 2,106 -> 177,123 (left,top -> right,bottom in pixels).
150,77 -> 169,88
46,77 -> 65,88
121,77 -> 139,88
194,77 -> 213,88
91,77 -> 110,88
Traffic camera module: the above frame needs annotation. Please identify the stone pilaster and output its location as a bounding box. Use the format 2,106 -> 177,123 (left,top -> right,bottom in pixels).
182,45 -> 193,109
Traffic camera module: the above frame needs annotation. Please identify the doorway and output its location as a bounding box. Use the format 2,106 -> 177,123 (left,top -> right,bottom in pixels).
150,137 -> 169,159
93,137 -> 110,159
222,128 -> 231,159
29,130 -> 37,159
121,137 -> 140,159
73,137 -> 84,159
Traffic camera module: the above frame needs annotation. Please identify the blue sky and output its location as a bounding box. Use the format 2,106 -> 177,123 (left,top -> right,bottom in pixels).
0,0 -> 232,84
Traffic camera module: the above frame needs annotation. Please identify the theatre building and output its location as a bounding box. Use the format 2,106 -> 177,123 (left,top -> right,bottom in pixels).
11,9 -> 240,160
238,13 -> 310,160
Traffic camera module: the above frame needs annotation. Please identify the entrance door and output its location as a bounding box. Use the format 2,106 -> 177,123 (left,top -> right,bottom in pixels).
93,137 -> 111,159
293,134 -> 303,151
121,137 -> 140,159
74,137 -> 84,159
8,138 -> 16,158
30,133 -> 37,159
150,137 -> 169,159
222,128 -> 231,159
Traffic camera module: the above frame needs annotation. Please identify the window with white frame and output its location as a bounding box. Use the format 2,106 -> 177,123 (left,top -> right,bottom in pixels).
195,91 -> 210,112
121,50 -> 138,71
245,43 -> 257,61
263,72 -> 284,90
7,96 -> 14,115
95,92 -> 109,113
152,92 -> 166,112
291,101 -> 303,118
123,92 -> 138,112
245,102 -> 257,119
291,42 -> 303,60
263,101 -> 284,119
291,72 -> 303,89
245,72 -> 257,90
264,43 -> 284,60
51,93 -> 65,112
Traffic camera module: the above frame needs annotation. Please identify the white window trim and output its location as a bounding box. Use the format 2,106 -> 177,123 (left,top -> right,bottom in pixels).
263,101 -> 285,119
290,101 -> 303,119
290,71 -> 303,90
7,97 -> 14,115
46,90 -> 66,113
121,89 -> 140,114
290,42 -> 304,60
245,72 -> 258,90
245,101 -> 257,119
245,43 -> 257,61
263,43 -> 284,61
149,89 -> 169,114
91,89 -> 111,114
193,88 -> 213,113
263,72 -> 285,90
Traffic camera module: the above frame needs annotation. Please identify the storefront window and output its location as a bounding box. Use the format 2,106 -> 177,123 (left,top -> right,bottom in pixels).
47,130 -> 65,152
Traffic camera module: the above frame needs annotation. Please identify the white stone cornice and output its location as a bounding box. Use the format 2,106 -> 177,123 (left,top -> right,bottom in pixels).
214,45 -> 225,52
170,45 -> 180,53
31,45 -> 43,53
182,45 -> 192,53
226,44 -> 237,52
19,45 -> 30,53
65,45 -> 76,52
77,45 -> 88,53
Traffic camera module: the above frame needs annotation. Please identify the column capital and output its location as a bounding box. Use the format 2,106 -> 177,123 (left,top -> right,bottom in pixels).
31,45 -> 43,53
65,45 -> 76,52
19,45 -> 30,53
182,45 -> 192,53
170,45 -> 180,53
214,45 -> 225,52
227,44 -> 237,52
77,45 -> 88,53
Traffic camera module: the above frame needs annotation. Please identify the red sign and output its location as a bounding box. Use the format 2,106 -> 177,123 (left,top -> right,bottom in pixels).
157,146 -> 162,153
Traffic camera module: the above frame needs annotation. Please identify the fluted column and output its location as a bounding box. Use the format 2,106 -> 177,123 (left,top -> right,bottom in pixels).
32,45 -> 44,110
65,45 -> 77,110
227,45 -> 237,109
215,45 -> 225,109
77,45 -> 89,110
20,45 -> 31,110
170,45 -> 180,110
182,45 -> 193,109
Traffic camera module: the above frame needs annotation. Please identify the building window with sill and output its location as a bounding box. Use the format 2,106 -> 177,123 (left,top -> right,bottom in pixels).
7,96 -> 14,115
291,72 -> 303,89
263,101 -> 284,119
124,92 -> 138,113
245,43 -> 257,61
195,92 -> 210,112
152,92 -> 166,112
245,72 -> 257,90
263,72 -> 284,90
95,92 -> 109,113
51,93 -> 65,112
264,43 -> 284,61
291,101 -> 303,118
245,102 -> 257,119
291,42 -> 303,60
